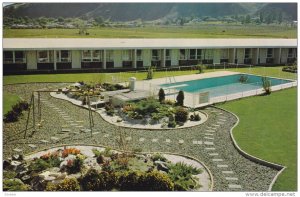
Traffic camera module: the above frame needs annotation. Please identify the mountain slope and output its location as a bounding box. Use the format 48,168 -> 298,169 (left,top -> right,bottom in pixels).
256,3 -> 297,20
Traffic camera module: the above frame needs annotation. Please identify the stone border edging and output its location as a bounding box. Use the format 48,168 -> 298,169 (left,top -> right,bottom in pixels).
24,143 -> 214,192
214,106 -> 286,191
50,92 -> 209,131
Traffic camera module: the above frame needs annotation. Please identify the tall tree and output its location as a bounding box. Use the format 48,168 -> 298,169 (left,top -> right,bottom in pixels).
259,12 -> 264,23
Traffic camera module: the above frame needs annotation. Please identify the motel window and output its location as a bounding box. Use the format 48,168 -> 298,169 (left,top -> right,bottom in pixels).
205,49 -> 213,60
56,50 -> 71,62
122,50 -> 132,61
244,49 -> 251,59
288,48 -> 294,58
197,49 -> 202,59
82,50 -> 92,62
180,49 -> 186,60
106,50 -> 114,61
152,49 -> 159,61
166,49 -> 170,60
4,51 -> 13,63
220,49 -> 228,59
267,48 -> 273,58
189,49 -> 196,60
136,50 -> 142,61
92,50 -> 101,61
38,50 -> 51,63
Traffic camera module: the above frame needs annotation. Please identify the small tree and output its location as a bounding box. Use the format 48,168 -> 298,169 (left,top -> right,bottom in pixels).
261,77 -> 271,95
158,88 -> 165,103
197,64 -> 204,74
176,90 -> 184,106
146,66 -> 154,80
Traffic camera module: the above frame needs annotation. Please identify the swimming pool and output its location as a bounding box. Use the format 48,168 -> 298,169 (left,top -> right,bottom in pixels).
160,74 -> 293,99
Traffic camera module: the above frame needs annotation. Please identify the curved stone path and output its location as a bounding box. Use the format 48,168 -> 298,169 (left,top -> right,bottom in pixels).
3,83 -> 278,191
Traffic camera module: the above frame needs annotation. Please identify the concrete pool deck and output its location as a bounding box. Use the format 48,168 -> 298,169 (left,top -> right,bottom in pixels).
133,71 -> 297,108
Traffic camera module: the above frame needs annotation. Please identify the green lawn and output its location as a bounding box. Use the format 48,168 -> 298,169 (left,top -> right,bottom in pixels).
3,93 -> 20,115
3,66 -> 296,85
3,25 -> 297,38
220,87 -> 297,191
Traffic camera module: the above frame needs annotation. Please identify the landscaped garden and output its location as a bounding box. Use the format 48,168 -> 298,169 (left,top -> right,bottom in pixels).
2,66 -> 297,191
4,146 -> 207,191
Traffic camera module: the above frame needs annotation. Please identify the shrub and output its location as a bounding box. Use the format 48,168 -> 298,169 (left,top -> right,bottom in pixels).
4,110 -> 19,123
65,156 -> 83,174
146,66 -> 154,80
117,171 -> 141,191
104,103 -> 115,116
158,88 -> 165,103
176,90 -> 184,106
190,112 -> 201,121
3,171 -> 17,179
80,169 -> 117,191
151,154 -> 167,162
134,98 -> 160,115
167,162 -> 202,191
163,99 -> 175,105
197,64 -> 204,74
239,75 -> 248,83
3,179 -> 31,191
139,171 -> 174,191
175,107 -> 188,123
194,113 -> 201,121
122,104 -> 135,113
261,77 -> 271,95
168,115 -> 176,128
28,158 -> 51,172
46,178 -> 80,191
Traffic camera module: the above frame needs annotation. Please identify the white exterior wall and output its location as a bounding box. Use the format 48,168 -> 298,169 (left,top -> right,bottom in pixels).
236,48 -> 244,64
259,48 -> 267,64
142,49 -> 151,67
26,51 -> 37,70
171,49 -> 179,66
114,50 -> 122,68
281,48 -> 288,63
213,49 -> 220,64
72,50 -> 81,69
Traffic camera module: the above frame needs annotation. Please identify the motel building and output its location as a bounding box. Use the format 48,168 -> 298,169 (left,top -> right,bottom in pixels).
3,38 -> 297,74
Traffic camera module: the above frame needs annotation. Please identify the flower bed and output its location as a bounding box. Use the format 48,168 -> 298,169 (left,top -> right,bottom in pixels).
3,146 -> 209,191
102,97 -> 207,129
61,81 -> 127,104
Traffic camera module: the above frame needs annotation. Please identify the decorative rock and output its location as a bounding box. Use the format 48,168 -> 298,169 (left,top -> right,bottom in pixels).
12,154 -> 23,161
28,144 -> 37,149
50,137 -> 60,142
205,133 -> 214,136
10,161 -> 22,171
166,139 -> 171,143
152,139 -> 158,143
116,118 -> 123,122
205,147 -> 215,150
21,175 -> 31,183
154,161 -> 169,172
139,138 -> 145,142
209,153 -> 219,156
179,140 -> 184,144
204,137 -> 214,140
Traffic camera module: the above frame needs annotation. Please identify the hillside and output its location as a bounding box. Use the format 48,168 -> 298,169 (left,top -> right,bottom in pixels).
4,3 -> 296,21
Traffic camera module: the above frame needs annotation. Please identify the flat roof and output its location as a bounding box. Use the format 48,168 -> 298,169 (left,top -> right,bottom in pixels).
3,38 -> 297,50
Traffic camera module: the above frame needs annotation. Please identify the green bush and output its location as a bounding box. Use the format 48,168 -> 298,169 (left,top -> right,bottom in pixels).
3,179 -> 31,191
158,88 -> 165,103
197,64 -> 205,74
3,171 -> 17,179
29,158 -> 51,172
104,103 -> 115,116
80,169 -> 117,191
65,156 -> 83,174
4,110 -> 19,123
46,178 -> 80,191
175,107 -> 188,123
139,171 -> 174,191
176,90 -> 184,106
117,171 -> 141,191
151,153 -> 167,162
134,98 -> 160,115
261,77 -> 271,95
168,114 -> 176,128
167,162 -> 202,191
4,100 -> 29,123
194,113 -> 201,121
146,66 -> 154,80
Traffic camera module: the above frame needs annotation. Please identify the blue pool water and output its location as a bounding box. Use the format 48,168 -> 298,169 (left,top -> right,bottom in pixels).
160,74 -> 292,98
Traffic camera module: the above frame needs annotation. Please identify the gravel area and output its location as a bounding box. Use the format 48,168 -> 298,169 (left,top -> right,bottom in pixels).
3,83 -> 279,191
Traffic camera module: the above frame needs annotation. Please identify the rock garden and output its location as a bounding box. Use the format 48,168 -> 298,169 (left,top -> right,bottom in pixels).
3,82 -> 280,191
3,146 -> 210,191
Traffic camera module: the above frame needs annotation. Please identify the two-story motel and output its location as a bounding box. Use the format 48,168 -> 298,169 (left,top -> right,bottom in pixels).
3,38 -> 297,74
